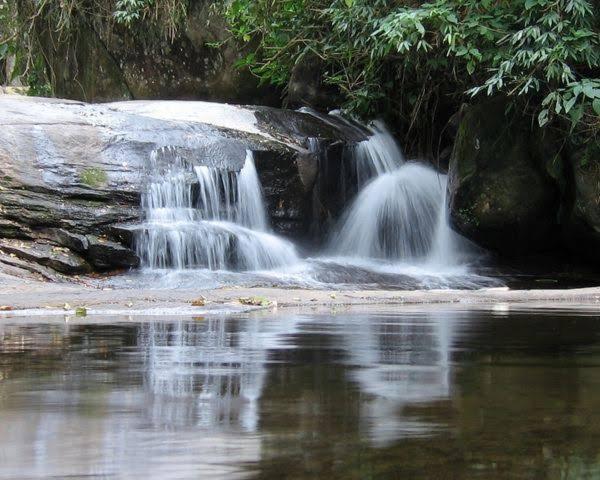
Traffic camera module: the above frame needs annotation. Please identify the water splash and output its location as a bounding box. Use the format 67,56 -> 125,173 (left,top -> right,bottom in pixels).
330,121 -> 474,267
122,117 -> 494,290
332,163 -> 445,260
136,148 -> 298,271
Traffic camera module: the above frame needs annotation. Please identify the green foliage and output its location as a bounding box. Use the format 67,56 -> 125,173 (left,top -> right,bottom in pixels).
114,0 -> 188,39
0,0 -> 17,83
225,0 -> 600,140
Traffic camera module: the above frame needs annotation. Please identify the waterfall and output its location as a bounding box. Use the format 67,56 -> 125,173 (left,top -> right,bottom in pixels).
115,115 -> 493,290
236,154 -> 268,230
350,121 -> 404,186
136,148 -> 298,271
330,122 -> 471,266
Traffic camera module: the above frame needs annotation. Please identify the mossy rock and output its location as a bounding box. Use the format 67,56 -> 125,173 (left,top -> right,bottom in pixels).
447,98 -> 560,256
562,140 -> 600,263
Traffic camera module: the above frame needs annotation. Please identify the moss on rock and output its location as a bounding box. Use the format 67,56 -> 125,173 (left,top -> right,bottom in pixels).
447,98 -> 560,255
563,140 -> 600,262
80,167 -> 108,188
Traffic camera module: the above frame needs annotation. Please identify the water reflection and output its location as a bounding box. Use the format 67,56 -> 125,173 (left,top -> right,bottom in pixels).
0,308 -> 599,479
337,314 -> 455,445
138,317 -> 301,432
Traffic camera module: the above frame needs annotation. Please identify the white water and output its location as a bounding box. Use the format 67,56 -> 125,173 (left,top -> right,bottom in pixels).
350,121 -> 404,186
124,115 -> 494,290
136,148 -> 298,271
329,121 -> 474,268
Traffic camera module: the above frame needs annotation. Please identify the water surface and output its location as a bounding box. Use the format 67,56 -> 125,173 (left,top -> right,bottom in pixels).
1,306 -> 599,479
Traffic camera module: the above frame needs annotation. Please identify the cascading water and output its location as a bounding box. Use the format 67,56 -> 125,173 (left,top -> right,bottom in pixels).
329,121 -> 474,268
350,121 -> 404,186
136,148 -> 298,272
112,112 -> 497,291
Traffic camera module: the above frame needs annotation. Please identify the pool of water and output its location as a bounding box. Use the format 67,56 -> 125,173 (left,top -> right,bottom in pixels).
1,306 -> 600,479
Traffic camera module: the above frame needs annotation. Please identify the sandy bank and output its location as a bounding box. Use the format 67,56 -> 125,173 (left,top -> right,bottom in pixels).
1,277 -> 599,317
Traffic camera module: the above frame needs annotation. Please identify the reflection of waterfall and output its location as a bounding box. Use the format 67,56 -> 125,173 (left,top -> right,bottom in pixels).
137,312 -> 454,443
330,122 -> 473,266
135,148 -> 298,271
329,312 -> 455,446
138,316 -> 301,432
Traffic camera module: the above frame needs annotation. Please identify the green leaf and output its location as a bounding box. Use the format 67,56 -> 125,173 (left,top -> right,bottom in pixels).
455,46 -> 468,57
525,0 -> 537,10
569,105 -> 584,130
582,84 -> 597,98
593,99 -> 600,116
564,95 -> 577,113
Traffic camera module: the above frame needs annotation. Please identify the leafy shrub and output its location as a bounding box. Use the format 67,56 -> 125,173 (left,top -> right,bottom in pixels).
114,0 -> 188,39
225,0 -> 599,145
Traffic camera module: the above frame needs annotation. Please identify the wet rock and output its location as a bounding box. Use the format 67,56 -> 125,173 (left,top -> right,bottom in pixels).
86,236 -> 140,271
447,99 -> 559,256
0,239 -> 91,274
254,107 -> 368,145
254,149 -> 313,236
0,219 -> 31,239
23,0 -> 279,105
286,55 -> 342,111
0,95 -> 364,277
38,229 -> 89,254
0,253 -> 63,282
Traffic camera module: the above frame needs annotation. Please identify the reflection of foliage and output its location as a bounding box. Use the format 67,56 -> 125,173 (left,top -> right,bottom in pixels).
225,0 -> 599,147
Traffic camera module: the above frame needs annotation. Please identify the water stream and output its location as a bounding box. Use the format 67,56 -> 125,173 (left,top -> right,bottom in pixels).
136,148 -> 298,271
329,122 -> 473,266
127,117 -> 494,290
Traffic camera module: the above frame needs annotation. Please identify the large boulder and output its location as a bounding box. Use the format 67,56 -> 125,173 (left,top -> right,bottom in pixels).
447,100 -> 560,256
562,141 -> 600,262
0,95 -> 366,277
23,1 -> 279,104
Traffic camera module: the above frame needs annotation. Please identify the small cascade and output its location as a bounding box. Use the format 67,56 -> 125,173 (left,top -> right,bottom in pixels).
349,121 -> 404,187
331,122 -> 471,265
136,148 -> 298,271
236,155 -> 268,230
